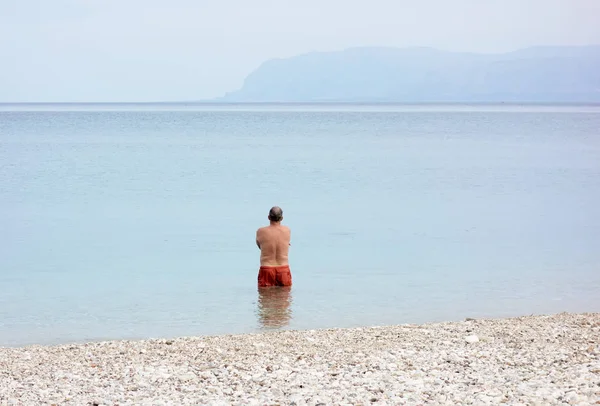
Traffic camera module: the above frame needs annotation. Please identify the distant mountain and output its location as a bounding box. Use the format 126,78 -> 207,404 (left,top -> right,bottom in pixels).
217,46 -> 600,103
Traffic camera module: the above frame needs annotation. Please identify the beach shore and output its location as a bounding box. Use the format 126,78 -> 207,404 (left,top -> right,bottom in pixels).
1,312 -> 599,405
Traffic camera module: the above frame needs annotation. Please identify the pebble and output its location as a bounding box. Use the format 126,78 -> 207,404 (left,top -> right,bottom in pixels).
178,372 -> 196,382
465,335 -> 480,343
565,392 -> 580,403
1,312 -> 599,405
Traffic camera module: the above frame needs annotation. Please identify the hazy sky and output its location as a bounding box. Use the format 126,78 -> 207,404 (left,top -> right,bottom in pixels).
1,0 -> 599,102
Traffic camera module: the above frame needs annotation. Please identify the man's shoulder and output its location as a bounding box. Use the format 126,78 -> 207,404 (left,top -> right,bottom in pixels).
257,225 -> 290,234
256,225 -> 274,233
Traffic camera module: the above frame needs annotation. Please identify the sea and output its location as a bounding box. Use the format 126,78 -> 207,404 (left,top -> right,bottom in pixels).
1,103 -> 599,347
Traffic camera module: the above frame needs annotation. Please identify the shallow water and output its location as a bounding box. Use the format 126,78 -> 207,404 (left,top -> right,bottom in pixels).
1,103 -> 599,346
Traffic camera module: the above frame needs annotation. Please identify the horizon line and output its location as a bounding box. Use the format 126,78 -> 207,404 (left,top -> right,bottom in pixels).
3,101 -> 600,105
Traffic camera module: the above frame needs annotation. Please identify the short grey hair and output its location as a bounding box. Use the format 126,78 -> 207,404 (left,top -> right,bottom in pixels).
268,206 -> 283,222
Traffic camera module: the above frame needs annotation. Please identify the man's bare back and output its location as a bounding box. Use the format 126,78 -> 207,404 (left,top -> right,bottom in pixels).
256,206 -> 292,287
256,224 -> 291,266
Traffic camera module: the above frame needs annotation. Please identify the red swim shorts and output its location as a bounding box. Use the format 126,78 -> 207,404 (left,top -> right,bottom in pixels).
258,265 -> 292,287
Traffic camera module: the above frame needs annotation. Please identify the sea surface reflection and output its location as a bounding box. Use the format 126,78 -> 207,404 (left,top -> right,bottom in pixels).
256,287 -> 293,329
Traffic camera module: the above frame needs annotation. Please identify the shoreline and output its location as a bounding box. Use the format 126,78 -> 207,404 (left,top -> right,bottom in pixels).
1,311 -> 595,351
2,310 -> 593,350
1,312 -> 599,405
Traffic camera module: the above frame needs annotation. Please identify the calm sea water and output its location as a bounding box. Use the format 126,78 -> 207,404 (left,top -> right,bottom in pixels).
1,104 -> 599,347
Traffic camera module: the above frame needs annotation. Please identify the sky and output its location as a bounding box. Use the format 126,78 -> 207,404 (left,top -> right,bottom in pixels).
1,0 -> 599,102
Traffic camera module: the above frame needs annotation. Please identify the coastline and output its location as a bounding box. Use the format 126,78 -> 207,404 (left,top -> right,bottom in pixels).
1,312 -> 599,405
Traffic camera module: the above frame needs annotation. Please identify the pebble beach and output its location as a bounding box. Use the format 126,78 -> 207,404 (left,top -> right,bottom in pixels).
1,312 -> 599,405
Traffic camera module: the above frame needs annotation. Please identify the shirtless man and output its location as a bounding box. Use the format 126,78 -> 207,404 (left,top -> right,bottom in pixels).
256,206 -> 292,287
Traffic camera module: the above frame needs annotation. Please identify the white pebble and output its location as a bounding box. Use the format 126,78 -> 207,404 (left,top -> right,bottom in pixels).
465,335 -> 480,343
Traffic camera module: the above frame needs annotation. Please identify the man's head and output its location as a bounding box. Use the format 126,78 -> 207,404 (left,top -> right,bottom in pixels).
268,206 -> 283,223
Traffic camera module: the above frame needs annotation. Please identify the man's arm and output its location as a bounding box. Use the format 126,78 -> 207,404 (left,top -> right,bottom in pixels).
255,229 -> 261,249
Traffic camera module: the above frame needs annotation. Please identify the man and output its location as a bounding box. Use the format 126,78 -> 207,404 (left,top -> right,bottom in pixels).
256,206 -> 292,287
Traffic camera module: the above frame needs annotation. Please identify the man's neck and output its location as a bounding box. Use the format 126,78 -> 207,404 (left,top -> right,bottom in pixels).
269,221 -> 281,226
